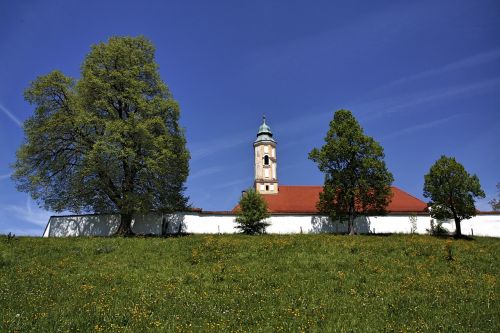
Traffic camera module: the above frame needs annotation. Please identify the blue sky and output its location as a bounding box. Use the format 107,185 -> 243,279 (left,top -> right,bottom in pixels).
1,0 -> 499,235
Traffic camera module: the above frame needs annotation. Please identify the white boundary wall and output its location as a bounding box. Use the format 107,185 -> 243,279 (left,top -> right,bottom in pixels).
43,212 -> 500,237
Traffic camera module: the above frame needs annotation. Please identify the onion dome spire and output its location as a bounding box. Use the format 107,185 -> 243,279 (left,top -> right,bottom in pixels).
255,115 -> 276,143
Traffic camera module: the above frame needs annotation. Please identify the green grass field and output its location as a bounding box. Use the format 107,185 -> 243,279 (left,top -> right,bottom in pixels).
1,234 -> 498,332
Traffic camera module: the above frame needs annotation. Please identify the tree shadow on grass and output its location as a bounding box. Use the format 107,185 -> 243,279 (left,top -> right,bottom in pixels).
362,232 -> 393,237
431,234 -> 475,241
132,232 -> 192,238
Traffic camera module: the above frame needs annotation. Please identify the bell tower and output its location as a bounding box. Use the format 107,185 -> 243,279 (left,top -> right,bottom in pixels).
254,116 -> 278,194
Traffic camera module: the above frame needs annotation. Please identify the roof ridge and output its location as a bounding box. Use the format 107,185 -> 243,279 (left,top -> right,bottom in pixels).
279,185 -> 323,188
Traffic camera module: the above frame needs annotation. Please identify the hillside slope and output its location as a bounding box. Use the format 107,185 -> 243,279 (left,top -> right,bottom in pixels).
1,235 -> 498,332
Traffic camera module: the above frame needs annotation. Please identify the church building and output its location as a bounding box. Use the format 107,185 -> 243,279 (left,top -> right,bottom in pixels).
236,117 -> 428,215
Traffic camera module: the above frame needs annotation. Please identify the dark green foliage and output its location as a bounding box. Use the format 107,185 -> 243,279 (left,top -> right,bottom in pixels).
0,235 -> 498,332
428,219 -> 449,236
6,232 -> 16,242
423,156 -> 485,237
309,109 -> 394,235
489,183 -> 500,211
12,36 -> 190,235
235,189 -> 270,234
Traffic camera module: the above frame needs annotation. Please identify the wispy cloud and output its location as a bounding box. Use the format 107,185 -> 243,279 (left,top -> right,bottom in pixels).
189,129 -> 253,161
356,77 -> 500,121
188,111 -> 331,161
272,77 -> 500,145
274,77 -> 500,145
0,103 -> 22,127
189,76 -> 494,156
189,61 -> 500,160
381,114 -> 463,140
0,196 -> 52,228
213,178 -> 250,190
0,173 -> 12,181
189,166 -> 225,180
365,47 -> 500,97
393,77 -> 499,110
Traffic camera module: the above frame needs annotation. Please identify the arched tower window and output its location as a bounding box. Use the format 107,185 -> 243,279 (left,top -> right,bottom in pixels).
264,155 -> 269,165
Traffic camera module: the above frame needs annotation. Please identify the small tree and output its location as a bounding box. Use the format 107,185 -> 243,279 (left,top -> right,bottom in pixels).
409,214 -> 418,234
235,189 -> 270,235
489,183 -> 500,211
423,156 -> 485,237
309,109 -> 394,235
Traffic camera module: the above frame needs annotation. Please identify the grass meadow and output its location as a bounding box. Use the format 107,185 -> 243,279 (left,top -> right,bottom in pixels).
0,234 -> 498,332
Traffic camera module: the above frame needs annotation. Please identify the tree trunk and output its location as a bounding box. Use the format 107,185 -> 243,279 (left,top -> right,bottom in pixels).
454,216 -> 462,237
348,199 -> 355,235
115,213 -> 134,236
348,214 -> 355,235
177,218 -> 183,235
161,215 -> 169,236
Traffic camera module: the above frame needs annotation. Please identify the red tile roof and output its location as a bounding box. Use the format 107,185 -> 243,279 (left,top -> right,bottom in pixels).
233,185 -> 428,214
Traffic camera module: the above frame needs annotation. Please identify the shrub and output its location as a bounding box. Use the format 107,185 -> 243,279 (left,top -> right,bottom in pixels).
427,219 -> 449,236
235,189 -> 270,235
409,214 -> 417,234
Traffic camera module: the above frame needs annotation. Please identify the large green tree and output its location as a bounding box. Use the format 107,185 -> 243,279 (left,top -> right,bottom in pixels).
423,156 -> 484,237
309,109 -> 394,235
13,36 -> 190,235
235,189 -> 270,235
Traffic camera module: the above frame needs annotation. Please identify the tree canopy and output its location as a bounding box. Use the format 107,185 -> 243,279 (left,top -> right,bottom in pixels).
13,36 -> 190,235
423,156 -> 484,237
235,189 -> 270,235
309,109 -> 393,235
489,183 -> 500,211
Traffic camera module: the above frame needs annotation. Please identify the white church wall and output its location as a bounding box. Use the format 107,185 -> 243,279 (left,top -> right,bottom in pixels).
267,215 -> 436,235
368,215 -> 429,234
183,214 -> 238,234
266,215 -> 315,234
46,214 -> 119,237
434,215 -> 500,237
44,212 -> 500,238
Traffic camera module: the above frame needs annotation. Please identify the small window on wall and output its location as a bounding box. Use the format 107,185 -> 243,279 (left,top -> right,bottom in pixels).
266,185 -> 269,191
264,155 -> 269,165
